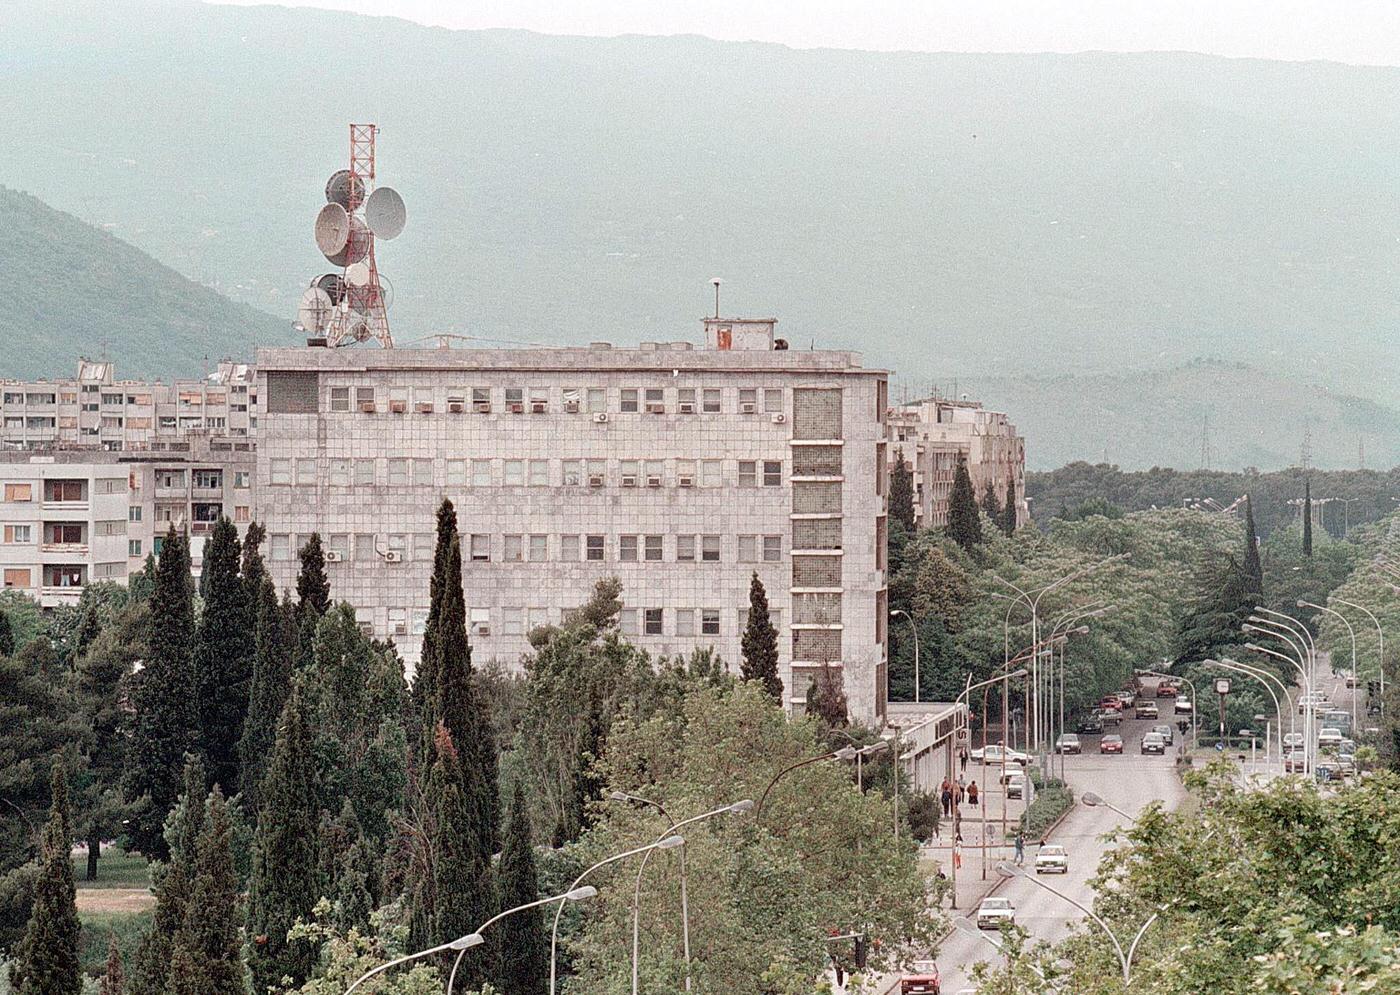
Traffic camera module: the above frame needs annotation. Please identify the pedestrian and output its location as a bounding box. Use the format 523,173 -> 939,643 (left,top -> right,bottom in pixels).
967,781 -> 979,806
940,786 -> 952,817
957,772 -> 966,790
954,838 -> 962,870
955,783 -> 964,806
960,748 -> 969,773
1014,828 -> 1025,865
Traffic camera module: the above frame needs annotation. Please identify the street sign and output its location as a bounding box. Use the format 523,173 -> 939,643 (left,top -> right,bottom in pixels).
955,727 -> 970,744
1214,678 -> 1231,695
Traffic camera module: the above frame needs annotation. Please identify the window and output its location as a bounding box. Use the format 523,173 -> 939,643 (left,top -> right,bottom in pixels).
413,459 -> 434,487
326,533 -> 350,560
128,506 -> 142,522
388,607 -> 407,635
740,388 -> 757,412
96,520 -> 125,537
643,608 -> 664,635
48,523 -> 83,544
528,460 -> 549,486
562,460 -> 582,486
387,459 -> 409,486
675,609 -> 696,636
504,460 -> 524,486
446,460 -> 467,486
677,535 -> 696,562
619,535 -> 638,562
586,388 -> 606,414
677,460 -> 695,487
128,539 -> 142,557
356,386 -> 375,410
470,534 -> 491,562
701,461 -> 721,487
645,461 -> 663,487
388,387 -> 409,413
502,535 -> 522,561
528,607 -> 550,631
354,459 -> 375,486
414,534 -> 434,561
193,469 -> 222,489
270,459 -> 291,485
447,389 -> 467,411
472,387 -> 491,409
764,388 -> 784,413
330,459 -> 351,485
587,460 -> 607,487
644,535 -> 663,561
560,534 -> 580,561
562,387 -> 581,413
3,568 -> 31,589
702,609 -> 721,635
739,461 -> 757,487
296,458 -> 316,486
763,535 -> 783,561
738,535 -> 756,562
3,525 -> 32,544
763,461 -> 783,486
620,608 -> 639,636
701,535 -> 720,562
472,460 -> 492,486
586,535 -> 605,561
505,388 -> 524,411
470,608 -> 491,636
702,388 -> 721,413
270,534 -> 292,561
621,389 -> 639,413
355,534 -> 376,561
678,388 -> 696,413
503,607 -> 524,636
234,506 -> 250,523
529,535 -> 548,561
644,388 -> 664,412
620,461 -> 639,487
411,609 -> 429,636
330,387 -> 350,412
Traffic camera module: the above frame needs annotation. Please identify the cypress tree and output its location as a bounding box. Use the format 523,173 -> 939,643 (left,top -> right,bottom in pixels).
296,533 -> 330,620
946,459 -> 982,552
12,762 -> 81,995
427,726 -> 494,990
129,757 -> 206,995
0,608 -> 12,656
100,933 -> 125,995
1243,494 -> 1264,596
194,517 -> 253,794
889,450 -> 916,531
1302,478 -> 1314,557
740,573 -> 783,702
246,687 -> 320,993
413,500 -> 460,752
237,577 -> 293,810
980,479 -> 1001,522
497,781 -> 547,995
240,520 -> 268,601
1000,476 -> 1019,536
169,788 -> 243,995
125,527 -> 198,859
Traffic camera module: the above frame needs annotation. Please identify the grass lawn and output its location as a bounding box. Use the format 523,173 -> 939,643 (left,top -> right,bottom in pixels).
78,909 -> 151,978
71,846 -> 151,890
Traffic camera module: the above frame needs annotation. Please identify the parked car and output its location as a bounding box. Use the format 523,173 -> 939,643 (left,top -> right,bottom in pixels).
1157,682 -> 1178,698
1055,733 -> 1082,755
1135,701 -> 1159,719
976,897 -> 1017,929
1141,732 -> 1166,755
1100,734 -> 1124,754
899,960 -> 941,995
1005,773 -> 1027,799
1174,696 -> 1193,715
970,744 -> 1030,766
1076,715 -> 1105,735
1153,723 -> 1174,745
1035,844 -> 1069,874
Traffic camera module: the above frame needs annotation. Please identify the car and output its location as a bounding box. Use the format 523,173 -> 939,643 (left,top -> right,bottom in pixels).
976,896 -> 1017,929
1005,773 -> 1027,799
1157,682 -> 1178,698
1055,733 -> 1082,755
1315,760 -> 1344,783
1283,749 -> 1308,773
1320,711 -> 1353,737
1318,727 -> 1344,750
1141,732 -> 1166,754
1153,723 -> 1174,745
1100,734 -> 1124,754
970,744 -> 1031,766
1034,844 -> 1069,874
1135,701 -> 1159,719
1099,696 -> 1124,712
1345,673 -> 1361,689
1299,694 -> 1333,715
1283,731 -> 1305,749
899,960 -> 941,994
1116,689 -> 1137,706
1097,707 -> 1122,727
1337,752 -> 1358,775
1076,715 -> 1105,735
1174,696 -> 1193,714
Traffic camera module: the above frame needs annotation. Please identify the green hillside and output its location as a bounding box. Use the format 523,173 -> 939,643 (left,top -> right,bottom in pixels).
0,185 -> 285,378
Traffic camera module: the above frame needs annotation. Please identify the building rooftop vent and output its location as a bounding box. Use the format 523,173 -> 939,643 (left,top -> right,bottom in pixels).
588,341 -> 613,350
668,341 -> 694,351
639,342 -> 660,352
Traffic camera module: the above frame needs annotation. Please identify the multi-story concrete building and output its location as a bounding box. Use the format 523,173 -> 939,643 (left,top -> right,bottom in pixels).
255,318 -> 893,722
887,397 -> 1027,529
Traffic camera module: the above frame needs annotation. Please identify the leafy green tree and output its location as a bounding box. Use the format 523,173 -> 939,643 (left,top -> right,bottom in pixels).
317,802 -> 376,931
10,762 -> 80,995
247,687 -> 320,993
497,782 -> 547,995
195,517 -> 254,794
168,787 -> 244,995
0,590 -> 45,651
981,478 -> 1002,522
285,902 -> 441,995
889,450 -> 916,530
1302,478 -> 1313,557
297,533 -> 330,620
0,608 -> 12,656
740,573 -> 782,702
237,582 -> 295,811
125,527 -> 198,859
946,459 -> 982,551
804,663 -> 848,727
1000,476 -> 1019,535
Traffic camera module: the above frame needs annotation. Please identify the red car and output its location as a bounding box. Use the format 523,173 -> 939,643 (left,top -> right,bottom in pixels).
900,961 -> 941,994
1100,734 -> 1124,754
1099,696 -> 1124,711
1156,682 -> 1177,698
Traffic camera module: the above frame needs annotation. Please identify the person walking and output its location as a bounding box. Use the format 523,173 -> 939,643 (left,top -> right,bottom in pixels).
940,779 -> 953,818
967,781 -> 979,806
960,748 -> 969,773
1014,828 -> 1025,865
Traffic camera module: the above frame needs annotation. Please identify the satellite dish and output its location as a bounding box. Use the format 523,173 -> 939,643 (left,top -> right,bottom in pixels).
325,169 -> 364,210
313,273 -> 346,306
324,216 -> 370,267
314,203 -> 350,256
296,287 -> 334,333
345,261 -> 371,287
365,186 -> 406,239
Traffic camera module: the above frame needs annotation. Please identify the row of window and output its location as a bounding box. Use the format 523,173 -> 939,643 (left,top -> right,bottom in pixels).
268,457 -> 787,489
268,531 -> 787,564
367,604 -> 783,640
3,480 -> 123,502
328,384 -> 788,416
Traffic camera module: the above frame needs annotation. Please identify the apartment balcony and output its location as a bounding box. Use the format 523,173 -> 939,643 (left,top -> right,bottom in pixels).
40,542 -> 89,555
40,586 -> 83,606
41,499 -> 88,514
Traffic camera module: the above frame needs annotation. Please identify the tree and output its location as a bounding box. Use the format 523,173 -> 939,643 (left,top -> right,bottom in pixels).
497,782 -> 547,995
247,688 -> 320,993
740,573 -> 783,702
805,664 -> 848,727
1302,478 -> 1313,557
194,517 -> 254,795
11,763 -> 81,995
889,450 -> 916,531
129,757 -> 206,995
100,932 -> 125,995
169,787 -> 244,995
1000,476 -> 1019,536
241,520 -> 268,601
946,459 -> 982,552
981,479 -> 1002,522
1242,495 -> 1264,597
297,532 -> 331,620
0,608 -> 12,656
238,579 -> 295,811
412,499 -> 460,750
125,527 -> 198,859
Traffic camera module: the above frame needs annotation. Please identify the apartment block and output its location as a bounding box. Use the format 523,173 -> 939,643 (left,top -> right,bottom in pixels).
255,318 -> 892,722
887,398 -> 1027,529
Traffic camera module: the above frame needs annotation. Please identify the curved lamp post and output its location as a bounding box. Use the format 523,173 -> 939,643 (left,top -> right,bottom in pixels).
756,746 -> 859,816
1205,658 -> 1288,764
1300,600 -> 1358,733
891,607 -> 920,703
951,916 -> 1053,987
996,861 -> 1132,985
1081,790 -> 1133,821
1331,596 -> 1385,710
1243,637 -> 1313,775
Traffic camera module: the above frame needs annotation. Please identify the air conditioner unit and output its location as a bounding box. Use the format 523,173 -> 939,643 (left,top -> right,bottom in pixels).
621,475 -> 638,488
645,403 -> 666,414
771,413 -> 787,424
740,403 -> 756,414
448,401 -> 465,413
588,475 -> 605,487
416,402 -> 434,414
564,401 -> 580,413
508,403 -> 525,414
392,622 -> 408,636
475,625 -> 491,636
678,475 -> 694,487
384,550 -> 403,563
678,402 -> 695,414
531,402 -> 547,414
359,401 -> 377,414
324,550 -> 343,563
593,412 -> 609,423
647,476 -> 662,488
474,402 -> 492,413
389,400 -> 407,414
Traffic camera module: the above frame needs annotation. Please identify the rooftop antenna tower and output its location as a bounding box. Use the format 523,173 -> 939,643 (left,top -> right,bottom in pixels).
1300,425 -> 1313,473
711,277 -> 722,318
298,123 -> 407,348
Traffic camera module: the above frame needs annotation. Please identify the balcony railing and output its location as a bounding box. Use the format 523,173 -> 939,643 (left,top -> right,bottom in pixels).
40,542 -> 89,554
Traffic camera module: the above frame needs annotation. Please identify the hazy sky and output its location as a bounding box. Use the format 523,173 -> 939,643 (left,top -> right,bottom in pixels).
205,0 -> 1400,66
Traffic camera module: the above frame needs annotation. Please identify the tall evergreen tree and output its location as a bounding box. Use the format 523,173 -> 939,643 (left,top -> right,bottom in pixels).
0,608 -> 13,657
237,579 -> 294,811
125,527 -> 197,859
11,763 -> 81,995
740,573 -> 783,702
427,726 -> 494,990
497,781 -> 547,995
246,687 -> 320,993
1302,478 -> 1314,557
169,788 -> 243,995
195,517 -> 253,794
889,450 -> 916,531
129,758 -> 206,995
980,479 -> 1002,522
1243,494 -> 1264,596
999,476 -> 1019,536
240,520 -> 268,601
413,500 -> 460,751
100,933 -> 125,995
946,459 -> 982,552
296,533 -> 330,620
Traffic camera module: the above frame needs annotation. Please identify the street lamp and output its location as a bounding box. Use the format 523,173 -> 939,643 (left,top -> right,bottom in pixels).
755,746 -> 859,815
1206,658 -> 1289,765
1243,638 -> 1314,775
550,835 -> 686,995
1330,596 -> 1386,715
1300,600 -> 1358,734
956,666 -> 1029,893
1080,791 -> 1133,821
891,608 -> 920,703
996,861 -> 1135,986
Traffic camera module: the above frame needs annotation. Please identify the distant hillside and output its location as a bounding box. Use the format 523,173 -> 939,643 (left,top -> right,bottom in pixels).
947,360 -> 1400,471
0,185 -> 284,378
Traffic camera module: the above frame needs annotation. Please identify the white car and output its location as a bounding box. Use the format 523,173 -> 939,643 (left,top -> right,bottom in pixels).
1283,731 -> 1305,749
1174,696 -> 1193,715
976,896 -> 1017,929
1318,727 -> 1344,749
1035,844 -> 1069,874
970,744 -> 1031,766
